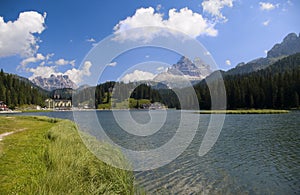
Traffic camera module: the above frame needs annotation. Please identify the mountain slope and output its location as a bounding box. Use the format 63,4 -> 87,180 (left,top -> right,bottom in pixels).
227,32 -> 300,75
0,70 -> 47,107
193,52 -> 300,109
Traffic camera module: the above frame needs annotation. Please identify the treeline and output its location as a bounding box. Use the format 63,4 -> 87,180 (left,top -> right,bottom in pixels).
72,82 -> 162,108
194,53 -> 300,109
0,69 -> 46,108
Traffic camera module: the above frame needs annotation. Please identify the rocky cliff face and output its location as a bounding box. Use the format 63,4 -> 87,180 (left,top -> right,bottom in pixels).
154,56 -> 212,88
31,74 -> 77,91
227,32 -> 300,75
267,33 -> 300,58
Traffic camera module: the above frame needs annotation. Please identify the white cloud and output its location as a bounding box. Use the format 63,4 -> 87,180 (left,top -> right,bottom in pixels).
28,66 -> 57,80
120,70 -> 156,83
262,19 -> 270,26
113,7 -> 217,42
107,62 -> 117,67
202,0 -> 234,21
259,2 -> 277,10
64,61 -> 92,84
20,53 -> 45,68
156,66 -> 165,72
204,51 -> 211,55
19,53 -> 54,69
225,59 -> 231,66
264,50 -> 268,55
0,11 -> 46,57
55,58 -> 76,66
28,61 -> 92,84
86,38 -> 96,42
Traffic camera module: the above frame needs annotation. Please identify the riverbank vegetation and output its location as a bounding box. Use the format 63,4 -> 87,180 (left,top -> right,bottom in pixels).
0,116 -> 134,194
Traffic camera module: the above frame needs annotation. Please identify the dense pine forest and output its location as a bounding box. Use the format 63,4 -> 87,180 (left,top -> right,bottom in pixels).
225,54 -> 300,109
0,69 -> 46,108
195,53 -> 300,109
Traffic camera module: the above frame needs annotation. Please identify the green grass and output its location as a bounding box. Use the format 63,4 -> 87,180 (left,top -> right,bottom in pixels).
197,109 -> 290,114
0,116 -> 134,194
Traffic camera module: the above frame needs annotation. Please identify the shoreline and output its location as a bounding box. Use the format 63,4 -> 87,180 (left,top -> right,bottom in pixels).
196,109 -> 290,114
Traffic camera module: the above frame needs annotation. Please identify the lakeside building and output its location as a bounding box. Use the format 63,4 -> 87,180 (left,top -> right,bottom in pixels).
45,99 -> 72,110
0,101 -> 8,111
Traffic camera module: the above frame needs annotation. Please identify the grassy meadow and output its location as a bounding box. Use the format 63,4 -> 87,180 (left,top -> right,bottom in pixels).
0,116 -> 134,194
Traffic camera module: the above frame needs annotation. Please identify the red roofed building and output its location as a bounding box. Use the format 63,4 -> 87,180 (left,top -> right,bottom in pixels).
0,101 -> 8,111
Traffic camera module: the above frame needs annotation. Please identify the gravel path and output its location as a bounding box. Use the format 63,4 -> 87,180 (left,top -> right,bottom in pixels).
0,128 -> 27,141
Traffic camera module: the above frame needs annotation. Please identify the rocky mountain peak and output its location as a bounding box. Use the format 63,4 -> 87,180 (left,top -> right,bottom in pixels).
154,56 -> 212,88
31,74 -> 77,91
267,32 -> 300,58
166,56 -> 212,78
283,33 -> 298,42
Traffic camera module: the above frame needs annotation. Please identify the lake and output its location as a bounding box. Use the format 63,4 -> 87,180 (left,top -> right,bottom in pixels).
15,110 -> 300,194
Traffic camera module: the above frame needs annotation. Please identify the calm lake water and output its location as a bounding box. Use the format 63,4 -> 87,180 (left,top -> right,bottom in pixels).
15,110 -> 300,194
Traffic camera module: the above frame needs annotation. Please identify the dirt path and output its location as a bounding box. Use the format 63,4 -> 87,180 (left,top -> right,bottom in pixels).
0,128 -> 27,141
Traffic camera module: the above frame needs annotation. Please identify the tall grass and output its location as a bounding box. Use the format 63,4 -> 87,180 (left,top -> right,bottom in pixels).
0,116 -> 134,194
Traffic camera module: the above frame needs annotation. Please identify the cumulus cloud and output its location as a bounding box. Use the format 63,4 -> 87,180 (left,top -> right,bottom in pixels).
262,19 -> 270,26
0,11 -> 46,57
113,7 -> 217,42
225,59 -> 231,66
120,70 -> 156,83
202,0 -> 234,21
28,66 -> 57,80
64,61 -> 92,84
55,58 -> 76,66
20,53 -> 45,68
19,53 -> 53,69
28,61 -> 92,84
107,62 -> 117,67
259,2 -> 277,10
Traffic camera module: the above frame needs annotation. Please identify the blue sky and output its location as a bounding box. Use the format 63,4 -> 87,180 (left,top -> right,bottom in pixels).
0,0 -> 299,85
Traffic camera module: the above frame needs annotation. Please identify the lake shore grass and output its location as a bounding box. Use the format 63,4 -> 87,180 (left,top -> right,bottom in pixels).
197,109 -> 290,114
0,116 -> 134,194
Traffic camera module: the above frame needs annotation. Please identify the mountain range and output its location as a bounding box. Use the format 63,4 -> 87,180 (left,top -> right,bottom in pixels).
17,32 -> 300,91
31,74 -> 77,91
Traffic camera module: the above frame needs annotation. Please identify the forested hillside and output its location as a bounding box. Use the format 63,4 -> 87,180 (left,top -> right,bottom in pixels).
0,69 -> 46,108
194,53 -> 300,109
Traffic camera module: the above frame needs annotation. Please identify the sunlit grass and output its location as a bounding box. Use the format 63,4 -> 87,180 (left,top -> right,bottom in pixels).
0,116 -> 134,194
